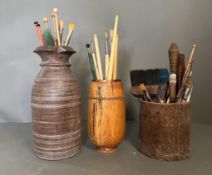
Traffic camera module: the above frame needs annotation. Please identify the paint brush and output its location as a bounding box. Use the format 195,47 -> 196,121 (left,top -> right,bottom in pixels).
169,73 -> 177,103
156,69 -> 169,103
139,83 -> 152,101
86,44 -> 97,80
42,17 -> 49,30
105,32 -> 110,78
130,86 -> 145,99
64,23 -> 76,46
42,29 -> 54,46
34,22 -> 44,46
53,8 -> 61,46
94,33 -> 103,80
59,20 -> 64,43
112,33 -> 118,80
107,15 -> 118,80
177,44 -> 197,102
177,54 -> 185,92
181,79 -> 193,103
51,12 -> 57,45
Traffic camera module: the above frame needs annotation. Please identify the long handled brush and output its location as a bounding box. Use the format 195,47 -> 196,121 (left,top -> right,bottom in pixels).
64,23 -> 76,46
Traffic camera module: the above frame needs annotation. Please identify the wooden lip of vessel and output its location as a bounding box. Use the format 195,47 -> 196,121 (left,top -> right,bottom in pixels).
88,80 -> 126,154
139,100 -> 191,161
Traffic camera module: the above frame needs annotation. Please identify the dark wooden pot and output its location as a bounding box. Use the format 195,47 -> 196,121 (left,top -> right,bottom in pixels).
139,101 -> 191,161
32,46 -> 82,160
88,80 -> 126,153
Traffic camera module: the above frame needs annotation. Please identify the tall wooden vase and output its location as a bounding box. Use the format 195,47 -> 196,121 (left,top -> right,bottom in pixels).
32,46 -> 82,160
88,80 -> 126,153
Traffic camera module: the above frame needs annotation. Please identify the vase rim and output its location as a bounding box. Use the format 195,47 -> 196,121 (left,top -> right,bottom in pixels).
34,46 -> 76,54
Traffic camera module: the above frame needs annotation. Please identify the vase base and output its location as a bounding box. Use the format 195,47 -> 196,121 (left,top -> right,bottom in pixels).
96,147 -> 117,154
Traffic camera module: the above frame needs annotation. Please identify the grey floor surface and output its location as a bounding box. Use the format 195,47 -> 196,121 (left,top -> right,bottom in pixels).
0,122 -> 212,175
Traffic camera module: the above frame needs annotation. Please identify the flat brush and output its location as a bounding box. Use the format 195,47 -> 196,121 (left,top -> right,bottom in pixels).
129,86 -> 145,99
34,22 -> 44,46
64,23 -> 76,46
86,44 -> 97,80
157,69 -> 169,103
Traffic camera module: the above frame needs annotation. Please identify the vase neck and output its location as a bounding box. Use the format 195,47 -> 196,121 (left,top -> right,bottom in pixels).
34,46 -> 76,66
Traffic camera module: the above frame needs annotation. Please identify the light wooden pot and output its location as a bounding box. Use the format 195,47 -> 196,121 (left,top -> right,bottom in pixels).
88,80 -> 126,153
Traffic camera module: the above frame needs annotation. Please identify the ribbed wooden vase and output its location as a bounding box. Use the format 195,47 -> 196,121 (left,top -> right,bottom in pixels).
88,80 -> 126,153
139,101 -> 191,161
32,46 -> 82,160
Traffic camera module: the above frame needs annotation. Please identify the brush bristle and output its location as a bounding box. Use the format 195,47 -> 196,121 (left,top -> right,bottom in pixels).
105,32 -> 108,38
69,23 -> 76,30
139,83 -> 146,91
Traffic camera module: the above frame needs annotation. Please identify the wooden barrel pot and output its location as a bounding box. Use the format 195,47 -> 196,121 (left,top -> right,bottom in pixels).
32,46 -> 82,160
88,80 -> 126,153
139,101 -> 191,161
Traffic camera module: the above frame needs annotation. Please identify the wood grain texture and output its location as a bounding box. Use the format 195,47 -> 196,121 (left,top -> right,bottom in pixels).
139,101 -> 191,161
32,46 -> 82,160
88,80 -> 125,153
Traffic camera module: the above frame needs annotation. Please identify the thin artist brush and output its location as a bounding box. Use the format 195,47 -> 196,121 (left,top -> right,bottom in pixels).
34,22 -> 44,46
86,43 -> 97,80
91,42 -> 100,80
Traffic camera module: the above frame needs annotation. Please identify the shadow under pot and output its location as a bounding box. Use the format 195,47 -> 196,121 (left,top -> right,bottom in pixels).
88,80 -> 126,153
32,46 -> 82,160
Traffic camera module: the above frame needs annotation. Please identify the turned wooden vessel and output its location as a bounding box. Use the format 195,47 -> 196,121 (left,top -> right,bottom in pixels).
88,80 -> 126,153
139,101 -> 191,161
32,46 -> 82,160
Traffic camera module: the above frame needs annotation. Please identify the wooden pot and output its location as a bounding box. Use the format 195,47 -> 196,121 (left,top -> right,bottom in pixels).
139,101 -> 191,161
32,46 -> 82,160
88,80 -> 126,153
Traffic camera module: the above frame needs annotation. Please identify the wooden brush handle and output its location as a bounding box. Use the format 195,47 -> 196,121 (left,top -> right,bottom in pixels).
94,34 -> 103,80
53,8 -> 61,46
107,15 -> 118,80
92,53 -> 100,80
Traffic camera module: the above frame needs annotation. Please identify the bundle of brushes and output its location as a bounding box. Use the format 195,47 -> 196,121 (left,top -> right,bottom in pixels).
34,8 -> 76,47
130,43 -> 197,104
86,15 -> 119,80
